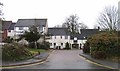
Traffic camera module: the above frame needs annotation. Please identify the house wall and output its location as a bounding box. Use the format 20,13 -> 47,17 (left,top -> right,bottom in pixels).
47,35 -> 87,49
45,21 -> 48,34
78,39 -> 87,48
2,30 -> 7,41
47,35 -> 70,49
8,30 -> 15,38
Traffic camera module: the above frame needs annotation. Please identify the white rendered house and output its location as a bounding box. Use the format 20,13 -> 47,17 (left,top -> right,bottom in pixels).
14,19 -> 48,39
47,28 -> 99,49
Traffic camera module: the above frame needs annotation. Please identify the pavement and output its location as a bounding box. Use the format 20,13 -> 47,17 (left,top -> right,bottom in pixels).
2,50 -> 52,67
79,50 -> 119,69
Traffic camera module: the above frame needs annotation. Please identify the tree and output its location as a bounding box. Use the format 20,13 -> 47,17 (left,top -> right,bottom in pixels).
23,25 -> 40,48
97,6 -> 119,31
79,23 -> 88,29
54,25 -> 62,28
62,14 -> 88,33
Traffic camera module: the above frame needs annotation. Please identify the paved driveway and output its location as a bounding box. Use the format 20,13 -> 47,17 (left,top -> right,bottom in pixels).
14,50 -> 107,69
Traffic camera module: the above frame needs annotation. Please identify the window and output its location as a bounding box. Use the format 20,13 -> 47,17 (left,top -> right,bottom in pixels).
19,27 -> 23,30
65,36 -> 68,39
61,43 -> 63,46
61,36 -> 62,39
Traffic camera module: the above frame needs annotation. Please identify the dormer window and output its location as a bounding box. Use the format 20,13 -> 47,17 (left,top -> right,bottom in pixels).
74,37 -> 77,40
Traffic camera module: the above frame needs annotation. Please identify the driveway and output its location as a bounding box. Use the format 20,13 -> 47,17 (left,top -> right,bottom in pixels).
12,50 -> 108,69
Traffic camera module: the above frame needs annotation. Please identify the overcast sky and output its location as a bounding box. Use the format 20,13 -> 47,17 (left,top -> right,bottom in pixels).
1,0 -> 119,28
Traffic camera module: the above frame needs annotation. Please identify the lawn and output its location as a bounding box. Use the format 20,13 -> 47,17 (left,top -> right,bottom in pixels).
28,48 -> 48,55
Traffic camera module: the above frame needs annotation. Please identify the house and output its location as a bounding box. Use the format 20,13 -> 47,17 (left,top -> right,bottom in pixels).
47,28 -> 99,49
2,20 -> 12,41
47,28 -> 71,49
14,19 -> 48,39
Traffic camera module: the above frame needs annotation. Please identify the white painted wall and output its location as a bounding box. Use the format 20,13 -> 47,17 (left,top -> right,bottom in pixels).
8,30 -> 15,37
47,35 -> 70,49
47,35 -> 88,49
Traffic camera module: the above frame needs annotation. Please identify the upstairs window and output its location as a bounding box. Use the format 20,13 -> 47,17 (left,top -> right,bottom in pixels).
19,27 -> 23,30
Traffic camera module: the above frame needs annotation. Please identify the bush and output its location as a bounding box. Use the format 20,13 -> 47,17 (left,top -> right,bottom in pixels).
29,42 -> 35,48
4,37 -> 13,43
2,43 -> 32,61
83,41 -> 90,53
88,31 -> 118,59
64,42 -> 71,50
91,51 -> 107,59
37,42 -> 50,50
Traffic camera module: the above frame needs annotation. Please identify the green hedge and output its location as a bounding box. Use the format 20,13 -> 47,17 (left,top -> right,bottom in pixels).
87,31 -> 119,59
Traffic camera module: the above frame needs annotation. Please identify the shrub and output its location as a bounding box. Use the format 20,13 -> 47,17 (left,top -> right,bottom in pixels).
91,51 -> 107,59
64,42 -> 71,50
2,43 -> 32,61
29,42 -> 35,48
88,31 -> 118,59
83,41 -> 90,53
37,42 -> 50,50
4,37 -> 13,43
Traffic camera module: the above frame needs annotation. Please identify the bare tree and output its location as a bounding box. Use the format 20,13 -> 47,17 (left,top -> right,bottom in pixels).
54,24 -> 62,28
79,23 -> 88,29
63,14 -> 79,33
97,6 -> 119,31
62,14 -> 88,33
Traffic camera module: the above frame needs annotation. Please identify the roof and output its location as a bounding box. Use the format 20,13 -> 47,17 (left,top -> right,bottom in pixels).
48,28 -> 70,36
15,19 -> 47,27
70,29 -> 99,40
8,23 -> 16,30
2,21 -> 12,30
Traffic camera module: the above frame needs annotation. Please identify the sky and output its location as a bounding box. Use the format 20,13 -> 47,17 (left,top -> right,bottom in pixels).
1,0 -> 120,28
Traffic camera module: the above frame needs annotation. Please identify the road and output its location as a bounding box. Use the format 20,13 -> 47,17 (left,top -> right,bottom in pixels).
10,50 -> 108,69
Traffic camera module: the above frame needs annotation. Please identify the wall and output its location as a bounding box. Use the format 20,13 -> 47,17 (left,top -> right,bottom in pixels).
47,35 -> 70,49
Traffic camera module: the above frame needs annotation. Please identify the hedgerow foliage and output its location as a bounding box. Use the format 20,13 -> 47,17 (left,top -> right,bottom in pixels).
87,31 -> 119,59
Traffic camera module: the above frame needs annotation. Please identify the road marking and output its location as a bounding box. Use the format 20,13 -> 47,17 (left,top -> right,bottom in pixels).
1,50 -> 54,69
79,55 -> 116,69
